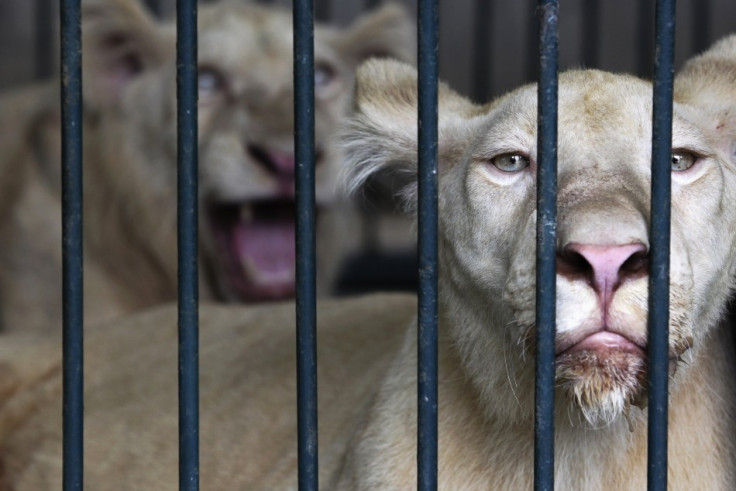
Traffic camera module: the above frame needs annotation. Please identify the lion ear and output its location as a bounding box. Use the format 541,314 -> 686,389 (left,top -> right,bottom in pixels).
82,0 -> 172,109
340,58 -> 484,206
335,3 -> 416,66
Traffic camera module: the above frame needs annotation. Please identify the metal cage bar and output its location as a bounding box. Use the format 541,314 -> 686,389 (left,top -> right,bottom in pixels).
315,0 -> 330,23
472,0 -> 494,102
144,0 -> 163,17
691,0 -> 710,53
36,0 -> 55,79
637,1 -> 655,78
293,1 -> 319,489
60,0 -> 84,488
417,0 -> 440,488
526,0 -> 541,83
647,0 -> 676,489
176,0 -> 200,489
581,0 -> 600,68
534,1 -> 558,490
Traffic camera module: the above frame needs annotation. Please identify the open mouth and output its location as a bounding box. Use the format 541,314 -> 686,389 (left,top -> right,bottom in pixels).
207,199 -> 298,301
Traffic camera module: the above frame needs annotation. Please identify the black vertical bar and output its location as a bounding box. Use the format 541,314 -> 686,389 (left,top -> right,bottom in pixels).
36,0 -> 55,79
535,1 -> 557,490
472,0 -> 493,101
315,0 -> 329,22
637,1 -> 655,78
417,0 -> 438,489
647,1 -> 675,489
526,0 -> 541,82
691,0 -> 710,54
581,0 -> 599,68
176,0 -> 199,489
60,0 -> 84,489
293,1 -> 318,489
143,0 -> 163,17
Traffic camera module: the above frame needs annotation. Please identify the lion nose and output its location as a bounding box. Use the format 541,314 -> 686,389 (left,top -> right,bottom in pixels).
557,243 -> 649,301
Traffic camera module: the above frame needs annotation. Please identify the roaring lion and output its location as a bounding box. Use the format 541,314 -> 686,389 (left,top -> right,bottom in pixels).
0,0 -> 414,333
2,31 -> 736,491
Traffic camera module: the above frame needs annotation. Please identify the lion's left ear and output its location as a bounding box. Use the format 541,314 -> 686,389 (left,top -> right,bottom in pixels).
332,3 -> 416,67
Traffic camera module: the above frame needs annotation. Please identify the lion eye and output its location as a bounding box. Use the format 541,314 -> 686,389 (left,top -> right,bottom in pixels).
314,62 -> 337,90
490,153 -> 530,172
198,67 -> 225,96
671,151 -> 697,172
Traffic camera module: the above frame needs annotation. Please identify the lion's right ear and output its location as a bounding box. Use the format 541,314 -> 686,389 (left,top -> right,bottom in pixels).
82,0 -> 172,109
336,3 -> 416,67
341,58 -> 485,203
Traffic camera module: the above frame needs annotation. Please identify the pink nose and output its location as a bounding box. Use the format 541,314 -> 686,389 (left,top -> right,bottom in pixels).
557,243 -> 648,302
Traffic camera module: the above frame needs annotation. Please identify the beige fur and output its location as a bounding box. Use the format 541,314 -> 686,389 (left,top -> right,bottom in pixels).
2,31 -> 736,491
0,0 -> 414,333
0,294 -> 417,489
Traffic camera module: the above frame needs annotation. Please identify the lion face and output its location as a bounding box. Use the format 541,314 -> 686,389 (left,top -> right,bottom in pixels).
343,61 -> 736,427
195,7 -> 344,301
194,5 -> 407,301
475,72 -> 724,425
81,0 -> 414,302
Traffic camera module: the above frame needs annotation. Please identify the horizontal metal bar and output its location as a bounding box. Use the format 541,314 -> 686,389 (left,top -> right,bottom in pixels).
647,0 -> 676,489
417,0 -> 439,488
176,0 -> 200,489
534,1 -> 558,490
60,0 -> 84,489
293,1 -> 319,489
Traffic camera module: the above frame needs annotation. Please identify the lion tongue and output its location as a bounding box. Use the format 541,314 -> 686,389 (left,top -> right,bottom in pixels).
233,220 -> 295,287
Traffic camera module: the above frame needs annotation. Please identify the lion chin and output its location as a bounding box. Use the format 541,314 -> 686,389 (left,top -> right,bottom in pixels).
556,349 -> 648,427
